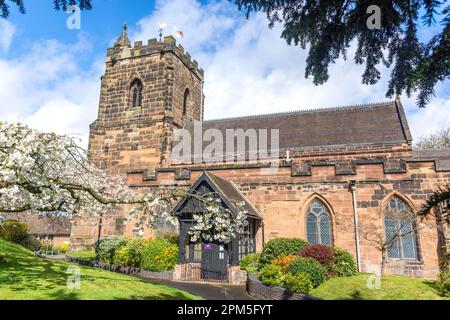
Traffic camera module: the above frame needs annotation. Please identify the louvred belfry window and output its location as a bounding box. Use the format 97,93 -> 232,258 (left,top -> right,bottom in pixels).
183,88 -> 190,116
130,79 -> 143,108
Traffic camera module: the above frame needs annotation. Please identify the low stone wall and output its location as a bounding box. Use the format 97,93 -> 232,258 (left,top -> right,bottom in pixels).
65,256 -> 174,280
246,273 -> 320,300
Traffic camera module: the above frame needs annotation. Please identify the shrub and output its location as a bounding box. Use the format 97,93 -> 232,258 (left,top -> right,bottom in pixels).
259,238 -> 309,267
287,257 -> 327,288
113,237 -> 145,267
272,254 -> 296,271
239,253 -> 260,273
259,264 -> 284,287
96,236 -> 127,264
0,220 -> 28,243
60,243 -> 69,253
283,272 -> 313,294
155,231 -> 179,245
0,254 -> 5,264
19,234 -> 41,252
327,247 -> 358,277
436,268 -> 450,297
300,244 -> 334,265
140,238 -> 178,271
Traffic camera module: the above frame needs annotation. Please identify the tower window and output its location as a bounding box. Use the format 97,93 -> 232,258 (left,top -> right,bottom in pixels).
130,79 -> 143,108
183,88 -> 190,116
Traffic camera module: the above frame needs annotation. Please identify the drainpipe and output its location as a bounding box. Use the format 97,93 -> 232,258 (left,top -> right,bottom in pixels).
349,181 -> 362,272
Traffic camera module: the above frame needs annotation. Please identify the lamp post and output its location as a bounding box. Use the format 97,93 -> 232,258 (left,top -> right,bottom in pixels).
95,212 -> 103,263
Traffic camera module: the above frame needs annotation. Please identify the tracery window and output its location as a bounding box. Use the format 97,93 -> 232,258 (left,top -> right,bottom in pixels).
306,200 -> 333,245
384,196 -> 418,260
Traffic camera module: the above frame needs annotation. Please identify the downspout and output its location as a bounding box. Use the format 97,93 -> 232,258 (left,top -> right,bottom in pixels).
349,181 -> 362,272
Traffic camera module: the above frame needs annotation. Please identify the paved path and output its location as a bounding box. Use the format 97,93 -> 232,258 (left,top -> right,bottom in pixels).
148,279 -> 255,300
42,254 -> 66,261
43,254 -> 253,300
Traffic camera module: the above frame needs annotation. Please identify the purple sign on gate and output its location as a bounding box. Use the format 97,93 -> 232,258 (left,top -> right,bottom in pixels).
203,243 -> 212,251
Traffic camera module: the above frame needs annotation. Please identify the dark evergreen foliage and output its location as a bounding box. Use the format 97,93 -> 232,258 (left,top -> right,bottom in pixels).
0,0 -> 92,18
235,0 -> 449,108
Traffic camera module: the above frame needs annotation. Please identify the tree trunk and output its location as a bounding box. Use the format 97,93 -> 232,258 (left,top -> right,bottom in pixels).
380,249 -> 386,276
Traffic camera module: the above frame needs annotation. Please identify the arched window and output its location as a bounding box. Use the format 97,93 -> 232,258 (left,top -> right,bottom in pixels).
384,196 -> 418,260
306,200 -> 332,245
130,79 -> 143,108
183,88 -> 190,116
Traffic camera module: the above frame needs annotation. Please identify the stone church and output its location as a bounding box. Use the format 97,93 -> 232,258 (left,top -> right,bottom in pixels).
70,25 -> 450,279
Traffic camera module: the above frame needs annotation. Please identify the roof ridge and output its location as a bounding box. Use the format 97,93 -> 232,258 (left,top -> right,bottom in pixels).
204,100 -> 394,123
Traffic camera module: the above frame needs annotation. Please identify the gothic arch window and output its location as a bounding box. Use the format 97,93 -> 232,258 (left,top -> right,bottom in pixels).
384,196 -> 418,260
130,79 -> 143,108
183,88 -> 190,116
306,200 -> 333,245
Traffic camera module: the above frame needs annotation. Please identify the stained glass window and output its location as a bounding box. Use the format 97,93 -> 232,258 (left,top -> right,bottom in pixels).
384,197 -> 418,260
306,200 -> 333,245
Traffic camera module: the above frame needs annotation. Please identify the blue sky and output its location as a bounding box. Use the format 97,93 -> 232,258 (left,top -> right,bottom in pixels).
0,0 -> 449,147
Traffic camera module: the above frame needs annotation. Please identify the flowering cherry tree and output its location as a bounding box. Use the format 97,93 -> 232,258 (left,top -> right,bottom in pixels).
0,122 -> 247,243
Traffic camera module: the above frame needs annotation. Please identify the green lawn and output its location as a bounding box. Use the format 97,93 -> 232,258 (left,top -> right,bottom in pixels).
311,273 -> 449,300
66,251 -> 96,261
0,238 -> 202,300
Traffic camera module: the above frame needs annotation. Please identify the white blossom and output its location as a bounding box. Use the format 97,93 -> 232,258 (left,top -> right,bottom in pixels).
0,122 -> 247,243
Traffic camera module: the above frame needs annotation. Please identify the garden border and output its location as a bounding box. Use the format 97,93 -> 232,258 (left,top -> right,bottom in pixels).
246,273 -> 320,300
65,255 -> 174,280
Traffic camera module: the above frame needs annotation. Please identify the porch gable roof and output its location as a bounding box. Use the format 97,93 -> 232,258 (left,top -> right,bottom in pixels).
172,171 -> 262,220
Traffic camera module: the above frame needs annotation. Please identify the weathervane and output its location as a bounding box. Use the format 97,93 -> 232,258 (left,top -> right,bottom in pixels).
158,22 -> 167,42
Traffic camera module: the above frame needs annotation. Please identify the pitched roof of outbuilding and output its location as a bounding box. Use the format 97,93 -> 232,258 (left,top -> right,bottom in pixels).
1,213 -> 71,236
202,100 -> 412,149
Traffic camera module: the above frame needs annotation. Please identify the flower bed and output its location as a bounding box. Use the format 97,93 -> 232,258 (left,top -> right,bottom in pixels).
240,238 -> 358,296
246,272 -> 319,300
65,255 -> 174,280
95,235 -> 178,272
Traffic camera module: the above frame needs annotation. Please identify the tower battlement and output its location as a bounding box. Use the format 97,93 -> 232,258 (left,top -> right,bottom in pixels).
89,25 -> 204,175
106,34 -> 204,80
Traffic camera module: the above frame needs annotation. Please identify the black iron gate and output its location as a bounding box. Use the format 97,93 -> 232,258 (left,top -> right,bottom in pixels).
201,243 -> 228,281
179,242 -> 229,282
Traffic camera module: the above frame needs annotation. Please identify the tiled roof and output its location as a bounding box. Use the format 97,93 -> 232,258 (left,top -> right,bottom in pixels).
172,172 -> 261,219
205,172 -> 261,219
202,100 -> 412,149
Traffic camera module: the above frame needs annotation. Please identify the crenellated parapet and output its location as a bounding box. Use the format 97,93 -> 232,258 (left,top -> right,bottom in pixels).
106,35 -> 204,80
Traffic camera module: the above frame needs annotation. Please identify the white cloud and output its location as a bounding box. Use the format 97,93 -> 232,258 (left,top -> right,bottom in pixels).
0,20 -> 15,51
133,0 -> 450,141
0,0 -> 448,150
0,33 -> 102,147
405,97 -> 450,139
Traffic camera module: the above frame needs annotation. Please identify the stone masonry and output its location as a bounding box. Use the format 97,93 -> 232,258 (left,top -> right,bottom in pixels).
70,26 -> 450,279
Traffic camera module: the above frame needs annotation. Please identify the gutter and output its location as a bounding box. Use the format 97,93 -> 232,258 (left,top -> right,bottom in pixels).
349,181 -> 362,272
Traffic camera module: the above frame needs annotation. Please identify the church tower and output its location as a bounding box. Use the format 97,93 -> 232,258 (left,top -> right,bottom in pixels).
88,25 -> 204,175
